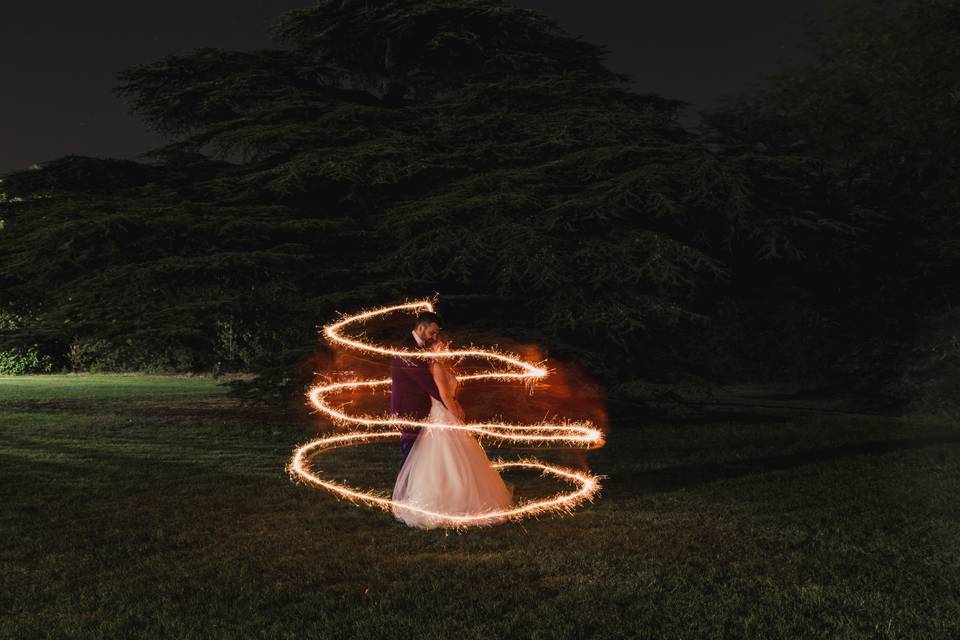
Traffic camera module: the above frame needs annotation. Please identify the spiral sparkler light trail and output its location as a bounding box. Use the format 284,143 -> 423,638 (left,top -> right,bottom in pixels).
288,298 -> 606,529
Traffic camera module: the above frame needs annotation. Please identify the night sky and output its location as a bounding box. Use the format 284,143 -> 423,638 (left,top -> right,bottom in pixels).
1,0 -> 831,173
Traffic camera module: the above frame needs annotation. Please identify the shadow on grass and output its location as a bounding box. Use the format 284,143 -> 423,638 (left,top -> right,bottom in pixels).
606,434 -> 960,498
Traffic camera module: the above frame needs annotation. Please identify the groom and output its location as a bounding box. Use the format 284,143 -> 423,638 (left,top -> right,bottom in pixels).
390,311 -> 447,467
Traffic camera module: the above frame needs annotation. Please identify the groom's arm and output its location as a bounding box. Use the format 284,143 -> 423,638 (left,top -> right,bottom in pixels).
399,362 -> 445,407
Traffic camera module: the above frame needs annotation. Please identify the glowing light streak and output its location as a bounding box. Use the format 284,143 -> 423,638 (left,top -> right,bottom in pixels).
288,299 -> 606,529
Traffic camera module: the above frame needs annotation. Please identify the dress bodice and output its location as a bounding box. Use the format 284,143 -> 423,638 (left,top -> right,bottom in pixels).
429,362 -> 459,400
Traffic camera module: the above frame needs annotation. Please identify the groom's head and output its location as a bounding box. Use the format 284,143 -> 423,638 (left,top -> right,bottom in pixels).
413,311 -> 442,347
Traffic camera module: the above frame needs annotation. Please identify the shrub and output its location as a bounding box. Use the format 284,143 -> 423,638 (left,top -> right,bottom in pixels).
0,346 -> 54,375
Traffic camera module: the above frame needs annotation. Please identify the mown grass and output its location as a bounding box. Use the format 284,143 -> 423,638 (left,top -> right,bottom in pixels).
2,374 -> 959,639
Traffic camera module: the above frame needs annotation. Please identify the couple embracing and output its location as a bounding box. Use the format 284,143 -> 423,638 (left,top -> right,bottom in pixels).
389,311 -> 514,529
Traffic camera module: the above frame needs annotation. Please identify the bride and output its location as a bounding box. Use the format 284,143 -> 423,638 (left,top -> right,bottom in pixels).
392,338 -> 514,529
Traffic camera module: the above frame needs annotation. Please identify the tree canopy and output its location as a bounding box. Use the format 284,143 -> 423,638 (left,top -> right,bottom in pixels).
700,0 -> 960,411
1,0 -> 908,408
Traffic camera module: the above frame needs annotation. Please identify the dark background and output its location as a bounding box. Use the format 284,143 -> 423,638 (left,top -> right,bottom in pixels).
1,0 -> 829,172
3,4 -> 959,637
2,0 -> 956,417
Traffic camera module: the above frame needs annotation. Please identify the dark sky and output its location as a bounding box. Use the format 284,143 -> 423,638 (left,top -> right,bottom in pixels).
1,1 -> 831,173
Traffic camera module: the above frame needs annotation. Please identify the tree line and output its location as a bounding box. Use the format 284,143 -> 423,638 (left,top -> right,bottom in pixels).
1,0 -> 956,414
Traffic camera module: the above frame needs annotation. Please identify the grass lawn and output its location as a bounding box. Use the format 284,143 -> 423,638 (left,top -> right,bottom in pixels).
2,374 -> 959,639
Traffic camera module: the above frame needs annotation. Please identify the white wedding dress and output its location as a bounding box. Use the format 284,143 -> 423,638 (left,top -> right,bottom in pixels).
392,366 -> 514,529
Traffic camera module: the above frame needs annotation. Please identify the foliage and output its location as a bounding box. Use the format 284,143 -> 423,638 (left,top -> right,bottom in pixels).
0,311 -> 54,374
4,0 -> 950,407
699,0 -> 960,405
0,346 -> 54,375
0,0 -> 820,402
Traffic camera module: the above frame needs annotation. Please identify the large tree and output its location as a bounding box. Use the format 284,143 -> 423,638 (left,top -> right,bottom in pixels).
0,0 -> 831,403
700,0 -> 960,411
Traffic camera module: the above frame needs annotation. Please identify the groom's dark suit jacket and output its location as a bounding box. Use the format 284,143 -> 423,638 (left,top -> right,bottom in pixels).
390,333 -> 446,435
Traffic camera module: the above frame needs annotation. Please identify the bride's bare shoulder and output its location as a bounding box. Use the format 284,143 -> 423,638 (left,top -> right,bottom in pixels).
430,359 -> 451,378
430,360 -> 457,384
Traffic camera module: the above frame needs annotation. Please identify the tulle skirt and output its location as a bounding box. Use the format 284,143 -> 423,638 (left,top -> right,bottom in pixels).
392,397 -> 514,529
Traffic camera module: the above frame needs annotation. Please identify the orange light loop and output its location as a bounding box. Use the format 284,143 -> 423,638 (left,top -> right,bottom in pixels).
288,299 -> 605,528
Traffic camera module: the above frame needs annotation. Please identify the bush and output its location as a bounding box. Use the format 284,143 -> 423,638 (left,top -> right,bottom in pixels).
213,319 -> 278,371
887,306 -> 960,417
0,346 -> 55,375
66,337 -> 204,373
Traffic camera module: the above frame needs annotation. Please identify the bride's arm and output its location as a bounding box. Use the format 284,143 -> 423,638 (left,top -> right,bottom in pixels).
431,362 -> 465,422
